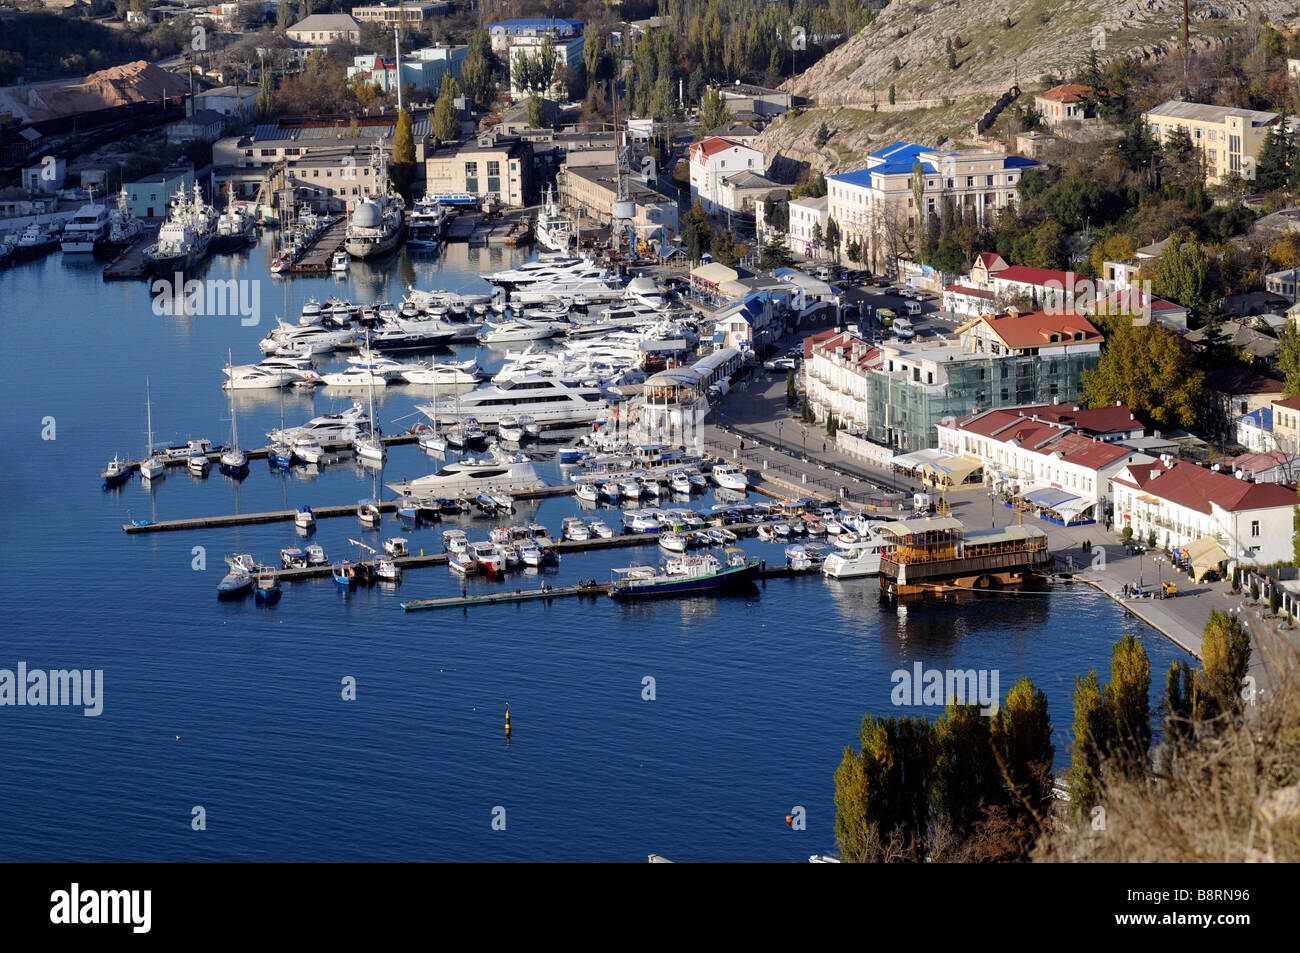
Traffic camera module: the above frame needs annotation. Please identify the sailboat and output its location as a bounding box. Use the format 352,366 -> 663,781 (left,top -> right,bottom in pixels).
268,394 -> 293,469
352,330 -> 387,463
417,360 -> 447,454
220,349 -> 250,478
139,379 -> 167,482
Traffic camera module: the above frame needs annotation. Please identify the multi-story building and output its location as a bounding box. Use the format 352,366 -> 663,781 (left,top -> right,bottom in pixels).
557,163 -> 678,235
125,167 -> 195,219
489,18 -> 585,100
688,136 -> 767,215
803,308 -> 1103,451
1110,456 -> 1296,564
351,3 -> 449,27
1034,83 -> 1108,128
786,195 -> 828,258
935,404 -> 1153,522
1143,100 -> 1279,185
425,132 -> 531,207
286,13 -> 361,46
827,141 -> 1039,276
347,46 -> 467,95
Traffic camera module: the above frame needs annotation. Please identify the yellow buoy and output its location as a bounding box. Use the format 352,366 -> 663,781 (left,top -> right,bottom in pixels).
504,705 -> 511,735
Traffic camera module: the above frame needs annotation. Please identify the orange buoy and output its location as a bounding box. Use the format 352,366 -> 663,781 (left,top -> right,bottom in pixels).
785,815 -> 794,826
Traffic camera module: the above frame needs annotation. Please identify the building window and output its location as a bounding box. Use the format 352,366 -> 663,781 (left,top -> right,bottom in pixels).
466,177 -> 478,193
1252,520 -> 1260,537
965,176 -> 973,187
465,162 -> 478,177
487,160 -> 500,176
488,177 -> 501,194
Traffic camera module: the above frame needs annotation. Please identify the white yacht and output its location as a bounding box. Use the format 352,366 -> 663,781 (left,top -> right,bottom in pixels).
400,360 -> 482,385
386,458 -> 544,497
138,381 -> 167,482
476,319 -> 562,344
822,531 -> 894,579
417,374 -> 608,426
331,250 -> 349,273
60,191 -> 111,253
223,366 -> 304,390
268,402 -> 369,443
712,464 -> 748,491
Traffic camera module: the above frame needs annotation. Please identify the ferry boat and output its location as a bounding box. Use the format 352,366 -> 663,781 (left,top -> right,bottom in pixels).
877,517 -> 1051,599
608,548 -> 761,600
344,147 -> 404,259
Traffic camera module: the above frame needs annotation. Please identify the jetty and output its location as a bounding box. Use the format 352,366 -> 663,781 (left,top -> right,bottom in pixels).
400,581 -> 609,611
102,232 -> 156,281
288,218 -> 347,274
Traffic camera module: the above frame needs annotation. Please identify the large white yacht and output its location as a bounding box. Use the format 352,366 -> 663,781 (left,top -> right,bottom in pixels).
60,192 -> 112,253
386,458 -> 544,497
822,527 -> 895,578
417,374 -> 608,426
268,402 -> 370,443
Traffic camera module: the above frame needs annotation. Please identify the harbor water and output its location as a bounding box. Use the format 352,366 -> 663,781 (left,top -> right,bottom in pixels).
0,238 -> 1187,861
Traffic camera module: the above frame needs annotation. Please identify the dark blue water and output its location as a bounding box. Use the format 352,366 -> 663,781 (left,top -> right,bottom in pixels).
0,239 -> 1186,861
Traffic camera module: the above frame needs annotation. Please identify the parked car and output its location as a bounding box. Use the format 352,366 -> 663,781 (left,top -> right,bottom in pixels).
764,356 -> 798,372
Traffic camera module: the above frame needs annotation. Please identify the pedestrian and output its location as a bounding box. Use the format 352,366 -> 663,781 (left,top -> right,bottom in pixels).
461,586 -> 467,598
740,438 -> 745,452
823,441 -> 827,453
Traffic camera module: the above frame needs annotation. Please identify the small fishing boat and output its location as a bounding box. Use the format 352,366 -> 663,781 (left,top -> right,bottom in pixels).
376,556 -> 400,582
756,525 -> 775,542
305,544 -> 328,566
280,546 -> 308,569
397,500 -> 420,529
668,471 -> 692,495
620,479 -> 642,500
443,529 -> 469,553
520,543 -> 542,567
773,522 -> 792,539
217,569 -> 253,598
575,482 -> 599,503
357,498 -> 382,527
254,572 -> 281,602
102,455 -> 133,489
472,540 -> 504,574
658,531 -> 688,553
449,551 -> 478,575
490,491 -> 515,511
188,452 -> 210,476
588,519 -> 613,539
561,516 -> 590,541
268,442 -> 293,470
332,561 -> 357,589
290,434 -> 326,465
599,481 -> 620,502
383,537 -> 408,557
295,505 -> 316,530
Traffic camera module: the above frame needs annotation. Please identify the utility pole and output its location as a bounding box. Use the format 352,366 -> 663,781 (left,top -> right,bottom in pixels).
394,25 -> 403,112
1183,0 -> 1190,98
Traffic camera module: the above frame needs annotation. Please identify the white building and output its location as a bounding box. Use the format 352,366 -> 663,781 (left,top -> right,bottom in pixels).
1110,457 -> 1297,564
193,85 -> 258,118
787,194 -> 828,258
490,18 -> 585,100
287,14 -> 361,46
828,141 -> 1039,275
936,406 -> 1154,524
688,136 -> 766,215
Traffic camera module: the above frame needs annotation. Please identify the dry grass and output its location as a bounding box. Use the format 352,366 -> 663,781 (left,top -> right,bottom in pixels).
1035,643 -> 1300,863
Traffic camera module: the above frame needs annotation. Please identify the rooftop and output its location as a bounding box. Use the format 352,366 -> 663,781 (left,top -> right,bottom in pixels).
958,309 -> 1104,350
1145,99 -> 1279,127
289,13 -> 360,31
1113,457 -> 1296,514
1037,83 -> 1102,104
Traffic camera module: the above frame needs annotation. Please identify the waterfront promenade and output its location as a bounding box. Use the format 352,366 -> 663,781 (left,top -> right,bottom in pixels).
707,372 -> 1298,686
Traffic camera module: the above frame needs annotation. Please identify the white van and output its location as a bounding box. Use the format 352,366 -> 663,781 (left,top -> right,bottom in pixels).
905,300 -> 922,315
892,317 -> 916,339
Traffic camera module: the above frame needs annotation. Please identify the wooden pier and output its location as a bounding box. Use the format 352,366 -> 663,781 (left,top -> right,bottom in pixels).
288,219 -> 347,274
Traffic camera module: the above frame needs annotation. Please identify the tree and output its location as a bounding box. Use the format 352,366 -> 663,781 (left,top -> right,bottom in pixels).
389,108 -> 415,195
699,84 -> 731,132
526,93 -> 546,131
810,220 -> 823,257
431,83 -> 460,142
1154,235 -> 1212,324
1082,316 -> 1205,430
1067,670 -> 1109,811
1255,120 -> 1293,192
275,0 -> 293,31
1199,609 -> 1251,720
1103,634 -> 1151,775
513,39 -> 558,97
813,122 -> 830,148
888,83 -> 896,105
460,28 -> 498,111
824,217 -> 841,263
834,715 -> 936,861
254,67 -> 275,120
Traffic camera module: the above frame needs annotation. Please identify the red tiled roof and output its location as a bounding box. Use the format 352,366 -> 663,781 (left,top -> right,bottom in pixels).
690,136 -> 743,161
1113,459 -> 1297,514
1034,404 -> 1143,435
993,265 -> 1090,290
948,408 -> 1136,470
1038,83 -> 1097,104
1094,289 -> 1185,313
975,309 -> 1104,349
1273,395 -> 1300,411
809,331 -> 880,369
975,252 -> 1007,271
945,283 -> 995,299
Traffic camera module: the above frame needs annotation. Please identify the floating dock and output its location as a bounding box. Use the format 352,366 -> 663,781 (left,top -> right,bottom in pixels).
400,581 -> 609,611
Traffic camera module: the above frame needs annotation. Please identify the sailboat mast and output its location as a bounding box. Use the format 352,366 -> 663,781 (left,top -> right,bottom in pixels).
145,378 -> 153,457
227,349 -> 239,451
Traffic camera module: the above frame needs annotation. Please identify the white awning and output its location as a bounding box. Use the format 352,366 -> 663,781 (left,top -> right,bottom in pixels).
892,448 -> 945,468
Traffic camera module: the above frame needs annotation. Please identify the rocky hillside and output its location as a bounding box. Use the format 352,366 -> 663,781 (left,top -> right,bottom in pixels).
756,0 -> 1300,177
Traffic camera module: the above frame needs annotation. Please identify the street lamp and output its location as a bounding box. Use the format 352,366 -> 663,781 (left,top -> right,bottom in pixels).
777,420 -> 783,451
988,490 -> 996,529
